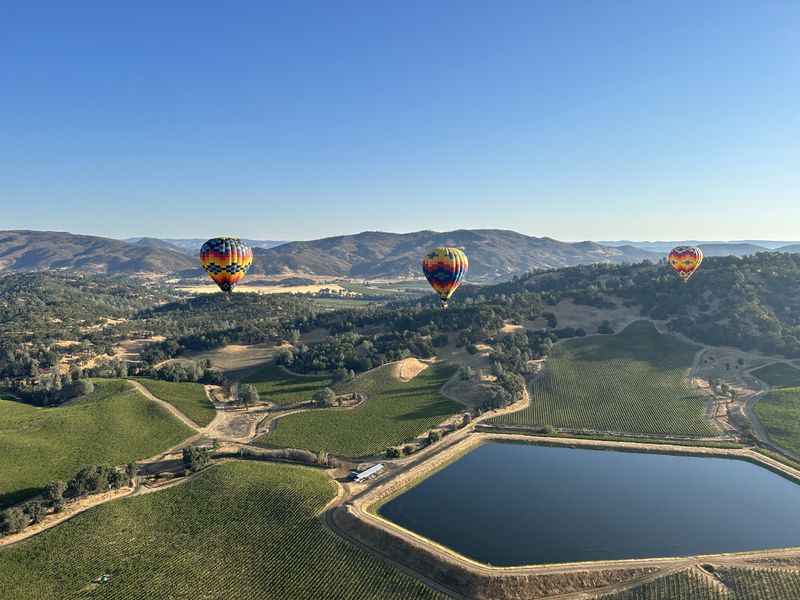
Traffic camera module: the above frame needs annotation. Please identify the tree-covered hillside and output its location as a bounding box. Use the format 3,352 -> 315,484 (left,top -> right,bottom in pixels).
494,253 -> 800,357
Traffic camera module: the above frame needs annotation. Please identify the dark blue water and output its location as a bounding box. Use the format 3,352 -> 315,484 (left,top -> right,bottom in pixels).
379,442 -> 800,565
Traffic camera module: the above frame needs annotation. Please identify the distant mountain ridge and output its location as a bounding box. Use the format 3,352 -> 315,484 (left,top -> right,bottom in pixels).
124,237 -> 286,254
600,240 -> 800,253
248,229 -> 659,280
0,230 -> 196,273
7,229 -> 799,280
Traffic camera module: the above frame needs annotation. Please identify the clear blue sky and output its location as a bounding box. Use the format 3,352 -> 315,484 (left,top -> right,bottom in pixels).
2,1 -> 798,241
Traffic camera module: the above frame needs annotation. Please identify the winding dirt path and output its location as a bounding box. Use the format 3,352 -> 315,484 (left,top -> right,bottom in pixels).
127,379 -> 202,431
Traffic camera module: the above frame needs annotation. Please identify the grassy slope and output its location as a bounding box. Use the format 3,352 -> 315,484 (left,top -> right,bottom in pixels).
754,387 -> 800,455
255,363 -> 459,456
492,321 -> 715,436
133,378 -> 216,426
751,363 -> 800,388
0,462 -> 445,600
242,363 -> 332,406
0,380 -> 192,508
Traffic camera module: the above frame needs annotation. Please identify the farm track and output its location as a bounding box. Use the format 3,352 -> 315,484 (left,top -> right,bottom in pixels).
128,379 -> 203,431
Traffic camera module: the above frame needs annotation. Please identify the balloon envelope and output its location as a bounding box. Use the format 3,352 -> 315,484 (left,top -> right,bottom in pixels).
422,247 -> 469,308
668,246 -> 703,282
200,237 -> 253,292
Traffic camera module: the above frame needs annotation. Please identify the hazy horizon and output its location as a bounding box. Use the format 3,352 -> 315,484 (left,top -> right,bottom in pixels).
4,226 -> 800,248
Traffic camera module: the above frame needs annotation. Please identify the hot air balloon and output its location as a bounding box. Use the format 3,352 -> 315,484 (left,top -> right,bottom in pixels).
668,246 -> 703,282
200,237 -> 253,293
422,247 -> 468,309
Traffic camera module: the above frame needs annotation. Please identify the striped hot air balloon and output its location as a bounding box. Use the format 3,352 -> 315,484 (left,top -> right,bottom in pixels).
668,246 -> 703,282
422,247 -> 469,309
200,237 -> 253,293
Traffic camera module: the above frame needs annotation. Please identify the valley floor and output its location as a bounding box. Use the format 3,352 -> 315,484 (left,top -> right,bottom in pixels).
6,324 -> 800,600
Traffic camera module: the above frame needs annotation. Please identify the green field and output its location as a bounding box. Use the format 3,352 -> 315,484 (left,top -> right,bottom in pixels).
491,321 -> 715,436
0,461 -> 445,600
255,362 -> 459,456
133,378 -> 216,426
0,380 -> 193,508
754,387 -> 800,455
751,362 -> 800,388
242,363 -> 333,406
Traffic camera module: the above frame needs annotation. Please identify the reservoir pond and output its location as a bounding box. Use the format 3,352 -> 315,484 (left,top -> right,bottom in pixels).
379,442 -> 800,565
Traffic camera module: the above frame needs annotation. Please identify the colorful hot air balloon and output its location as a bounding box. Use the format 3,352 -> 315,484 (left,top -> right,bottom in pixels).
668,246 -> 704,282
422,247 -> 469,309
200,237 -> 253,293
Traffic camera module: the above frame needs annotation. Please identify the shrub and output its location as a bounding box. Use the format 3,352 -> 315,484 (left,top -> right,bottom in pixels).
182,446 -> 211,473
24,501 -> 47,524
598,320 -> 615,335
312,387 -> 337,408
45,480 -> 67,505
0,507 -> 28,535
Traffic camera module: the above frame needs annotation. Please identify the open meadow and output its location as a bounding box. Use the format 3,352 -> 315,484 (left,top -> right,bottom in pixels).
132,379 -> 216,426
0,461 -> 445,600
241,363 -> 332,406
751,363 -> 800,388
491,321 -> 717,436
255,362 -> 459,456
0,380 -> 192,508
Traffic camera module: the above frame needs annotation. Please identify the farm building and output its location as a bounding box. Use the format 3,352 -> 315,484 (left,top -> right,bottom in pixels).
350,464 -> 384,483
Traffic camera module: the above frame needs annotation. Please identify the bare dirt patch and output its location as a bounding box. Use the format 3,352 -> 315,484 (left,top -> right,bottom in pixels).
389,358 -> 429,382
500,322 -> 524,335
54,340 -> 80,348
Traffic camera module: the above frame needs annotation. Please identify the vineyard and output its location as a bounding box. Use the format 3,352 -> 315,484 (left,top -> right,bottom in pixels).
491,321 -> 716,436
753,387 -> 800,455
242,362 -> 332,406
255,362 -> 459,457
0,380 -> 192,509
716,566 -> 800,599
0,461 -> 446,600
751,363 -> 800,388
134,378 -> 216,426
599,566 -> 800,599
599,569 -> 728,599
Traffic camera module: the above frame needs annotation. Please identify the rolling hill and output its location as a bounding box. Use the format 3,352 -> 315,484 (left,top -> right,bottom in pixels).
249,230 -> 659,280
0,231 -> 195,273
125,237 -> 287,253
